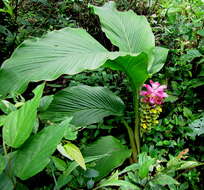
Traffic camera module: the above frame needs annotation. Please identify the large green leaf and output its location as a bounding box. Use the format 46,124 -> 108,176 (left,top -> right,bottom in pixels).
3,84 -> 44,148
92,2 -> 168,88
148,47 -> 169,75
0,2 -> 168,97
83,136 -> 131,180
92,2 -> 168,89
104,53 -> 149,90
40,85 -> 125,126
91,1 -> 155,53
0,27 -> 124,96
13,124 -> 66,180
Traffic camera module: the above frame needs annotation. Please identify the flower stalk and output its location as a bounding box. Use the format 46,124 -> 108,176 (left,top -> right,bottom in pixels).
122,120 -> 138,162
134,87 -> 141,155
127,80 -> 168,162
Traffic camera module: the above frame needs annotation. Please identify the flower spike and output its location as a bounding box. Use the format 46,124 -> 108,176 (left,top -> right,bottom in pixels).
140,80 -> 168,105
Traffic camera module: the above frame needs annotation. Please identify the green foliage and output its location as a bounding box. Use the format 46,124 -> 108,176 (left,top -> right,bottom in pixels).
55,154 -> 109,189
0,0 -> 203,189
0,100 -> 16,114
3,84 -> 44,148
91,2 -> 155,53
105,54 -> 149,90
118,152 -> 202,190
92,2 -> 168,89
0,1 -> 168,96
95,171 -> 140,190
41,85 -> 125,125
0,154 -> 6,174
138,153 -> 156,178
0,172 -> 14,190
0,0 -> 14,16
51,156 -> 67,172
0,27 -> 122,96
83,136 -> 131,180
13,123 -> 67,180
153,174 -> 179,186
57,142 -> 86,170
187,117 -> 204,137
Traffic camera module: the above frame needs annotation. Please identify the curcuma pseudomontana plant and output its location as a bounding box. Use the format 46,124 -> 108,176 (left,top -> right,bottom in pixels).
0,1 -> 172,185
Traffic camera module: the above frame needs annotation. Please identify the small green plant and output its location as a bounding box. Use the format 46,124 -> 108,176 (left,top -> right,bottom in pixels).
105,150 -> 202,190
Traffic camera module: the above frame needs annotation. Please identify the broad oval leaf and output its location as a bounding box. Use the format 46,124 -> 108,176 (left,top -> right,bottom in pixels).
61,142 -> 86,170
40,85 -> 125,126
91,2 -> 168,84
91,2 -> 155,53
0,27 -> 124,96
3,84 -> 44,148
105,53 -> 149,90
83,136 -> 131,180
13,124 -> 66,180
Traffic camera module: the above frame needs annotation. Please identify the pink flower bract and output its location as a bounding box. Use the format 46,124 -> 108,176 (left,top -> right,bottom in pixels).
140,80 -> 168,105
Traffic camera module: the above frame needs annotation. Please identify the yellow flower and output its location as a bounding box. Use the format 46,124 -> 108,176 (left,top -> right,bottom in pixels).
157,107 -> 162,112
153,120 -> 159,124
141,123 -> 147,129
150,109 -> 157,113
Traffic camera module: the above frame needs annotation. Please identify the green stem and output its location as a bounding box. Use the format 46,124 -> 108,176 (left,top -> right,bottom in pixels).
3,141 -> 8,158
122,120 -> 137,162
3,141 -> 15,186
134,88 -> 140,155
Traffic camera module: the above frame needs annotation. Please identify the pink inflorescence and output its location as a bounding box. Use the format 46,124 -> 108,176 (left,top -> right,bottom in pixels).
140,80 -> 168,105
